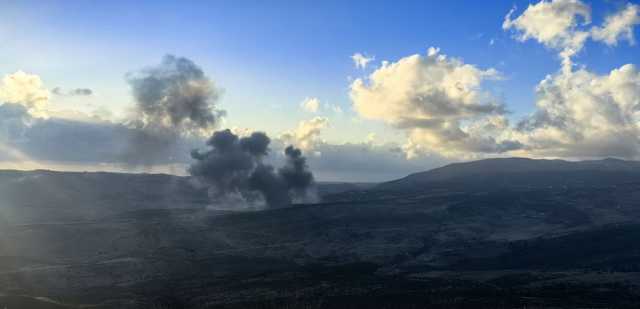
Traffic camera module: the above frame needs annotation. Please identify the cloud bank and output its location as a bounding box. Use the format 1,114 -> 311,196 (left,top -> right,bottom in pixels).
346,0 -> 640,162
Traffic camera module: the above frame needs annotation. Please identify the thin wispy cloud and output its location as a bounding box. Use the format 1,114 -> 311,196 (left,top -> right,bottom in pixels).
351,53 -> 374,69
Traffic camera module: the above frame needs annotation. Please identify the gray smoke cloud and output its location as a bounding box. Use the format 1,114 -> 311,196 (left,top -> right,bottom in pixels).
189,129 -> 316,208
127,55 -> 225,132
123,55 -> 225,165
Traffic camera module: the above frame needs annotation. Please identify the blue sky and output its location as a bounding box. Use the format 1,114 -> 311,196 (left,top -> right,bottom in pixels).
2,2 -> 637,103
2,0 -> 640,181
4,1 -> 636,130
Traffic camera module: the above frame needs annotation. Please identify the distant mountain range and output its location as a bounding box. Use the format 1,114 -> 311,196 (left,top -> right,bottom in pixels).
378,157 -> 640,191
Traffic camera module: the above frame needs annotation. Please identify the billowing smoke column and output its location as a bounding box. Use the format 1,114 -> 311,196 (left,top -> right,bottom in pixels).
124,55 -> 225,165
189,129 -> 315,208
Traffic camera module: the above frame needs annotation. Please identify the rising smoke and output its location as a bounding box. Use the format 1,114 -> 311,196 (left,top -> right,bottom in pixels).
123,55 -> 225,165
189,129 -> 316,208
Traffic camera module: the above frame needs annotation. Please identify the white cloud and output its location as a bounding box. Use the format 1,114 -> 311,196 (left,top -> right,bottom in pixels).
591,3 -> 640,46
427,47 -> 440,56
515,64 -> 640,159
351,53 -> 374,69
300,97 -> 320,113
280,117 -> 329,151
503,0 -> 591,72
402,115 -> 522,159
504,0 -> 640,72
0,71 -> 50,117
325,103 -> 343,115
350,47 -> 502,124
349,47 -> 514,158
501,0 -> 640,159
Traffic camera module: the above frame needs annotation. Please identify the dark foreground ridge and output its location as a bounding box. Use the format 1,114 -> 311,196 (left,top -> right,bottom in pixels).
3,158 -> 640,308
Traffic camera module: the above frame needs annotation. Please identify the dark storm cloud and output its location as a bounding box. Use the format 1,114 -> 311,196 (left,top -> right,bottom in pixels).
189,129 -> 315,208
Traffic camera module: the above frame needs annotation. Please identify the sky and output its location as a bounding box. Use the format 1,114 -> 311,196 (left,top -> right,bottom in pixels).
1,0 -> 640,182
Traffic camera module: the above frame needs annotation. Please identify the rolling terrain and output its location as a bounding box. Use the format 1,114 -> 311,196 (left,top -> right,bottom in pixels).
2,158 -> 640,308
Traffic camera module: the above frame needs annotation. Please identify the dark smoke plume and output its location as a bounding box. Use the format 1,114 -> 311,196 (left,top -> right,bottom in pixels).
123,55 -> 225,165
127,55 -> 224,132
189,129 -> 315,208
279,146 -> 314,197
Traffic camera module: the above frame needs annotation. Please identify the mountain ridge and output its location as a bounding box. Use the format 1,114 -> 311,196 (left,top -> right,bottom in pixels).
378,157 -> 640,191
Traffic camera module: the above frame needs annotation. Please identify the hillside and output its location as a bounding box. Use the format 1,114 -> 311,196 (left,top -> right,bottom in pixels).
377,157 -> 640,191
2,159 -> 640,308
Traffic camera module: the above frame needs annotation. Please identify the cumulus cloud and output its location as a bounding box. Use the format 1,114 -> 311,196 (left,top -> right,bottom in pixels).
351,47 -> 502,125
350,47 -> 512,158
300,97 -> 320,113
504,0 -> 640,72
515,64 -> 640,159
351,53 -> 374,69
503,0 -> 591,72
280,117 -> 329,151
403,115 -> 523,159
501,0 -> 640,159
188,129 -> 315,209
0,71 -> 50,117
591,3 -> 640,46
